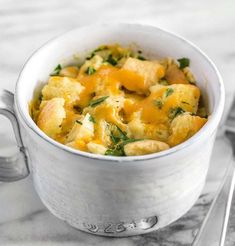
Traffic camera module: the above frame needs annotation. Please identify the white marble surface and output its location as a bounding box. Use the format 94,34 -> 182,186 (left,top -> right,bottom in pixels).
1,0 -> 235,245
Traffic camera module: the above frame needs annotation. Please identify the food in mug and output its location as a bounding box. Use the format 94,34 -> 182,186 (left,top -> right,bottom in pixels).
30,44 -> 208,156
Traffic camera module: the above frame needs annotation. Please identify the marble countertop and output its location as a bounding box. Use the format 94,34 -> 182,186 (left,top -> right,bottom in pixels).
1,0 -> 235,245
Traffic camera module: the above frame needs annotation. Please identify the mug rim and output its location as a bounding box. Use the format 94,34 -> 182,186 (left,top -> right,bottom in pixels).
15,22 -> 225,162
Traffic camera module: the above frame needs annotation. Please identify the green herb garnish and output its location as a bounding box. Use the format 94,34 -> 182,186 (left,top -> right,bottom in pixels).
50,64 -> 62,76
76,120 -> 83,125
137,55 -> 146,61
106,54 -> 118,66
116,126 -> 128,140
105,139 -> 143,156
89,96 -> 109,107
94,46 -> 108,52
121,138 -> 143,145
177,58 -> 190,69
86,46 -> 108,60
105,139 -> 144,156
86,52 -> 95,60
154,99 -> 163,109
110,134 -> 120,145
106,124 -> 143,156
105,147 -> 124,156
181,101 -> 190,105
169,107 -> 185,119
89,115 -> 96,123
109,125 -> 128,144
85,67 -> 96,75
159,79 -> 169,86
164,88 -> 174,98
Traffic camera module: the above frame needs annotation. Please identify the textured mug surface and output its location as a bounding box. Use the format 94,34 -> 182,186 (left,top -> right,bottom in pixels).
14,23 -> 224,236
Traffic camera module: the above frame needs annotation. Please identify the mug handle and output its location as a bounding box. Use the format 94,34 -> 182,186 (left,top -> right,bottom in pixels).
0,90 -> 29,182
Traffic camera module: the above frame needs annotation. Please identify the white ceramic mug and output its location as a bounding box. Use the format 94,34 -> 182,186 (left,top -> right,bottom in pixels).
0,23 -> 224,236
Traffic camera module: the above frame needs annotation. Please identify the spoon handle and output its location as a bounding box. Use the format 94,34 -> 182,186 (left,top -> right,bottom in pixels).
192,160 -> 235,246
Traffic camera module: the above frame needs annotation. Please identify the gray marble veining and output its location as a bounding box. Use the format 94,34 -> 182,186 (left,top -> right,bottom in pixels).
0,0 -> 235,245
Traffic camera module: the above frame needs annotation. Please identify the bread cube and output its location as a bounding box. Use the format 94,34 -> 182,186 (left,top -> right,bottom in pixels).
87,142 -> 107,155
79,55 -> 103,75
122,57 -> 165,93
165,64 -> 189,84
37,98 -> 66,138
151,84 -> 200,114
60,66 -> 79,78
66,113 -> 94,143
124,140 -> 169,156
127,112 -> 146,139
42,76 -> 84,104
168,113 -> 207,146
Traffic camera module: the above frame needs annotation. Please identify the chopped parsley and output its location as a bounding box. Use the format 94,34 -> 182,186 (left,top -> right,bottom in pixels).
159,79 -> 169,86
154,99 -> 163,109
154,88 -> 173,109
106,54 -> 118,66
89,96 -> 109,107
76,120 -> 83,125
110,125 -> 128,143
85,66 -> 96,75
181,101 -> 190,105
105,124 -> 143,156
164,88 -> 174,98
86,46 -> 108,60
105,147 -> 124,156
169,107 -> 185,119
94,46 -> 108,52
50,64 -> 62,76
121,138 -> 143,145
110,134 -> 120,145
177,58 -> 190,69
137,55 -> 146,61
89,115 -> 96,123
86,52 -> 95,60
116,126 -> 128,140
105,138 -> 143,156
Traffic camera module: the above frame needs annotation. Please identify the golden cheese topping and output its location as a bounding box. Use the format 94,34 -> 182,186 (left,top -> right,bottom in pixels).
30,44 -> 207,156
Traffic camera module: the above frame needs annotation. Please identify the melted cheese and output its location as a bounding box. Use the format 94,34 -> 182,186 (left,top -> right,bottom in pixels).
31,44 -> 207,155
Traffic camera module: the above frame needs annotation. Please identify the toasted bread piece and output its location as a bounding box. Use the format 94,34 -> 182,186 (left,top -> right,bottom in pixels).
60,66 -> 79,78
165,64 -> 189,84
168,113 -> 207,146
66,113 -> 94,143
150,84 -> 200,114
124,140 -> 169,156
87,142 -> 107,155
42,76 -> 84,104
79,55 -> 103,75
37,98 -> 66,138
122,57 -> 165,93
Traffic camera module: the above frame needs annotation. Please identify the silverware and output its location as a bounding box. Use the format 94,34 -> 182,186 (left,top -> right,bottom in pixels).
192,98 -> 235,246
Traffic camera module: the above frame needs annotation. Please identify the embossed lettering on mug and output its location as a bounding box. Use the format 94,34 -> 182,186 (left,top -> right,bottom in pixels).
83,216 -> 158,234
83,223 -> 99,233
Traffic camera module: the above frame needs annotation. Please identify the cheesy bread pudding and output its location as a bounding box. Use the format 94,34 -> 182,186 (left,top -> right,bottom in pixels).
30,44 -> 208,156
